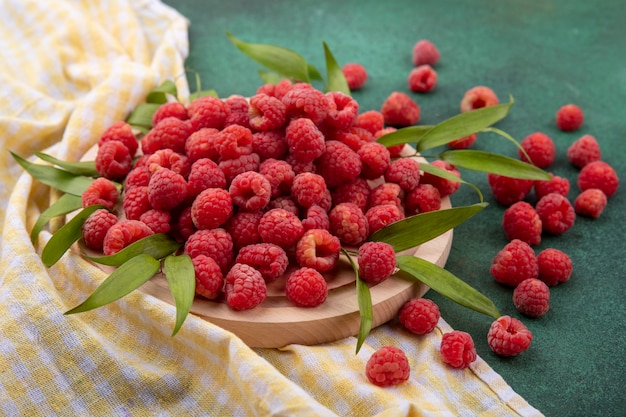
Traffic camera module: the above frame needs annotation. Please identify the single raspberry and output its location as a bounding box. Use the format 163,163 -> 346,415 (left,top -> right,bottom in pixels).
95,140 -> 132,180
301,205 -> 330,231
102,219 -> 153,256
291,172 -> 329,209
333,126 -> 374,152
214,125 -> 253,160
358,241 -> 396,284
355,110 -> 384,135
487,315 -> 533,357
384,158 -> 420,192
448,133 -> 477,150
577,160 -> 619,197
192,254 -> 224,300
224,94 -> 251,129
281,86 -> 330,126
82,209 -> 118,252
518,132 -> 556,169
537,248 -> 573,286
295,229 -> 341,272
263,79 -> 294,100
248,94 -> 287,131
331,178 -> 371,212
369,183 -> 404,209
170,206 -> 196,242
122,185 -> 151,221
325,91 -> 359,130
145,149 -> 191,179
534,173 -> 570,201
139,209 -> 171,234
252,130 -> 288,161
315,141 -> 362,188
184,228 -> 234,273
374,127 -> 404,157
285,118 -> 326,163
285,267 -> 328,307
502,201 -> 542,246
404,184 -> 441,215
98,121 -> 138,157
407,65 -> 437,93
412,39 -> 440,66
219,153 -> 261,185
191,188 -> 233,230
229,171 -> 272,212
258,208 -> 304,249
421,160 -> 461,197
266,196 -> 299,216
285,152 -> 315,176
152,101 -> 188,127
535,193 -> 576,235
329,203 -> 369,246
380,92 -> 420,127
365,346 -> 410,387
574,188 -> 607,218
259,158 -> 295,198
487,173 -> 534,206
224,263 -> 267,311
460,86 -> 499,112
440,331 -> 477,369
124,166 -> 151,188
399,298 -> 440,335
187,158 -> 227,197
513,278 -> 550,318
365,204 -> 404,235
141,117 -> 192,155
235,243 -> 289,283
556,104 -> 584,132
342,63 -> 368,90
225,211 -> 263,249
184,128 -> 220,163
147,168 -> 188,211
187,96 -> 230,131
567,134 -> 601,168
490,239 -> 538,287
82,177 -> 119,210
132,154 -> 151,169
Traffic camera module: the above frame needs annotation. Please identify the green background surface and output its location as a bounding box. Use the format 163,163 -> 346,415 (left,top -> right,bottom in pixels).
164,1 -> 625,416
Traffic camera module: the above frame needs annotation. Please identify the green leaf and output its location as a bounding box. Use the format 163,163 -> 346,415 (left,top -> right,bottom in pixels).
146,80 -> 178,104
34,152 -> 98,177
189,89 -> 219,101
375,125 -> 433,148
341,249 -> 372,354
31,193 -> 83,243
481,126 -> 532,163
87,234 -> 181,266
440,149 -> 551,180
323,41 -> 350,95
396,256 -> 501,318
164,254 -> 196,336
126,103 -> 161,129
257,70 -> 287,85
41,205 -> 104,267
64,254 -> 160,315
307,63 -> 324,82
420,163 -> 484,202
369,203 -> 488,252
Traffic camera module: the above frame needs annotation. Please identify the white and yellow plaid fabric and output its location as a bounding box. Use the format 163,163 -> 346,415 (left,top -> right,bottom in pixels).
0,1 -> 544,415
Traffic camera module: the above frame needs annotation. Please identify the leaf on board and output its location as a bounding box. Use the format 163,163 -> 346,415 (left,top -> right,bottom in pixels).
164,254 -> 196,336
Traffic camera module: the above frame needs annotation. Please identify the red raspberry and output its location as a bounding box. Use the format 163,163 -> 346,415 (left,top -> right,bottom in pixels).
132,154 -> 151,169
334,126 -> 374,152
412,39 -> 440,66
358,241 -> 396,284
224,94 -> 251,129
187,158 -> 227,197
285,153 -> 315,175
145,149 -> 191,178
141,117 -> 192,155
487,315 -> 533,357
567,134 -> 601,168
282,86 -> 330,126
535,193 -> 576,235
301,205 -> 330,231
258,208 -> 304,249
95,140 -> 132,180
513,278 -> 550,318
534,173 -> 570,201
329,203 -> 369,246
577,160 -> 619,197
219,153 -> 261,185
365,346 -> 410,387
285,118 -> 326,163
191,188 -> 233,230
556,104 -> 584,132
152,101 -> 188,127
252,130 -> 288,161
122,186 -> 150,221
365,204 -> 404,235
82,177 -> 119,210
102,219 -> 153,256
421,160 -> 461,197
285,267 -> 328,307
295,229 -> 341,272
490,239 -> 538,287
82,209 -> 118,252
574,188 -> 607,218
380,91 -> 420,127
407,65 -> 437,93
248,94 -> 287,131
347,136 -> 388,177
125,166 -> 151,189
502,201 -> 542,246
399,298 -> 440,335
331,178 -> 371,212
259,158 -> 295,198
187,96 -> 230,131
225,211 -> 263,249
440,331 -> 477,369
404,184 -> 441,215
139,209 -> 171,234
261,79 -> 294,100
448,133 -> 477,149
291,173 -> 329,208
369,183 -> 404,209
214,125 -> 253,160
184,228 -> 234,273
355,110 -> 384,135
224,263 -> 267,311
192,254 -> 224,300
98,121 -> 138,157
487,173 -> 534,206
518,132 -> 556,168
460,86 -> 499,112
266,196 -> 299,216
184,128 -> 220,163
235,243 -> 289,283
171,206 -> 196,242
384,158 -> 420,192
375,127 -> 405,158
147,168 -> 188,211
537,248 -> 573,286
324,92 -> 359,130
229,171 -> 272,212
342,63 -> 368,90
316,141 -> 362,188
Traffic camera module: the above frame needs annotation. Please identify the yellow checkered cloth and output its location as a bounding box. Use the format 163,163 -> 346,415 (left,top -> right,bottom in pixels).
0,0 -> 544,415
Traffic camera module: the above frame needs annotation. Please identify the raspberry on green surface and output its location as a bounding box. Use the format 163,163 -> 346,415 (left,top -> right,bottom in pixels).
358,241 -> 396,284
224,263 -> 267,311
502,201 -> 542,246
577,160 -> 619,198
513,278 -> 550,318
537,248 -> 573,287
490,239 -> 538,287
487,315 -> 533,357
365,346 -> 410,387
440,331 -> 477,369
534,173 -> 570,201
518,132 -> 556,169
399,298 -> 440,335
285,267 -> 328,307
567,134 -> 601,168
535,193 -> 576,235
407,65 -> 437,93
354,110 -> 384,135
487,173 -> 534,206
342,62 -> 368,90
380,91 -> 420,127
556,103 -> 584,132
412,39 -> 440,66
460,86 -> 499,113
574,188 -> 607,218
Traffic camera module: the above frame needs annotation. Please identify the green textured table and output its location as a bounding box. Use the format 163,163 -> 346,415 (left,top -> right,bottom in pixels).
164,1 -> 625,416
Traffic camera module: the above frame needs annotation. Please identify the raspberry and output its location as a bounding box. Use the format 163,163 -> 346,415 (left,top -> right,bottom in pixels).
285,267 -> 328,307
235,243 -> 289,283
139,209 -> 171,234
282,86 -> 330,126
224,94 -> 251,129
487,173 -> 534,206
407,65 -> 437,93
224,263 -> 267,311
95,140 -> 132,180
577,160 -> 619,197
184,128 -> 220,163
191,188 -> 233,231
285,153 -> 315,176
398,298 -> 440,335
460,86 -> 499,112
301,205 -> 330,231
259,158 -> 295,198
225,211 -> 263,249
145,149 -> 191,178
421,160 -> 461,197
187,158 -> 227,197
102,220 -> 153,256
141,117 -> 192,155
574,188 -> 607,218
187,96 -> 230,131
122,186 -> 150,220
266,196 -> 299,216
487,315 -> 533,357
248,94 -> 287,131
448,133 -> 477,150
295,229 -> 341,272
171,206 -> 196,242
365,204 -> 404,235
192,254 -> 224,300
82,177 -> 119,210
502,201 -> 542,246
331,178 -> 371,212
285,118 -> 326,163
265,79 -> 295,100
315,141 -> 362,188
98,121 -> 138,157
152,101 -> 188,127
374,127 -> 404,157
518,132 -> 556,168
440,331 -> 477,369
124,166 -> 151,188
132,154 -> 151,169
490,239 -> 538,287
252,130 -> 288,161
365,346 -> 410,387
291,172 -> 329,209
404,184 -> 441,215
82,209 -> 118,252
380,92 -> 420,127
334,126 -> 374,152
534,173 -> 570,201
229,171 -> 272,212
219,153 -> 260,185
556,104 -> 584,132
184,228 -> 234,273
342,63 -> 368,90
355,110 -> 384,135
535,193 -> 576,235
384,157 -> 420,192
258,208 -> 304,249
513,278 -> 550,318
329,203 -> 369,246
214,124 -> 253,160
537,248 -> 573,286
369,183 -> 404,209
325,91 -> 359,130
567,134 -> 601,168
147,168 -> 188,211
358,241 -> 396,284
412,39 -> 440,66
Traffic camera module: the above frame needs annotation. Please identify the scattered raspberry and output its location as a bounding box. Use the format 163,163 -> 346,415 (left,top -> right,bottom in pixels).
404,184 -> 441,215
358,241 -> 396,284
82,209 -> 118,252
248,94 -> 287,131
187,158 -> 227,197
219,153 -> 261,185
399,298 -> 440,335
384,157 -> 420,192
214,125 -> 253,160
490,239 -> 538,287
502,201 -> 542,246
95,140 -> 132,180
225,211 -> 263,249
534,173 -> 570,201
369,182 -> 404,209
229,171 -> 272,211
281,86 -> 329,125
295,229 -> 341,272
487,173 -> 534,206
124,166 -> 151,189
365,346 -> 410,387
139,209 -> 171,234
513,278 -> 550,318
259,158 -> 295,198
184,128 -> 220,163
285,267 -> 328,307
537,248 -> 573,286
258,208 -> 304,249
224,95 -> 250,128
285,118 -> 326,163
331,178 -> 371,212
355,110 -> 384,135
235,243 -> 289,283
329,203 -> 369,246
187,95 -> 230,131
82,177 -> 119,210
535,193 -> 576,235
407,65 -> 437,93
448,133 -> 477,150
567,134 -> 601,168
380,92 -> 420,127
315,141 -> 362,188
342,63 -> 368,90
192,254 -> 224,300
102,219 -> 153,256
421,160 -> 461,197
487,315 -> 533,357
301,205 -> 330,231
191,188 -> 233,230
556,104 -> 584,132
518,132 -> 556,168
145,148 -> 191,178
147,168 -> 188,211
224,263 -> 267,311
412,39 -> 440,66
98,121 -> 138,157
365,204 -> 404,235
325,91 -> 359,130
152,101 -> 188,127
141,117 -> 192,155
574,188 -> 607,218
440,331 -> 477,369
460,86 -> 499,112
290,172 -> 328,209
184,228 -> 234,273
252,130 -> 288,161
577,160 -> 619,198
